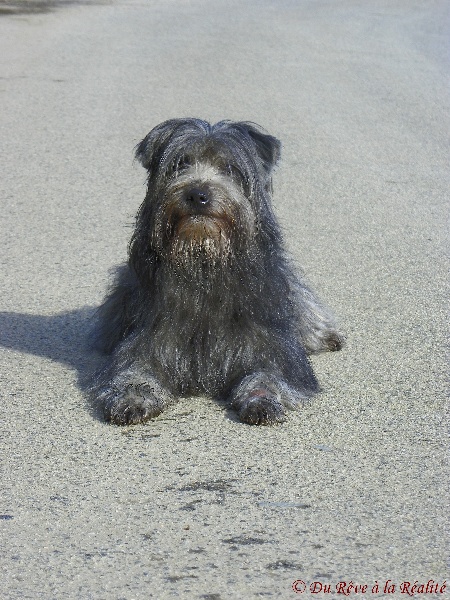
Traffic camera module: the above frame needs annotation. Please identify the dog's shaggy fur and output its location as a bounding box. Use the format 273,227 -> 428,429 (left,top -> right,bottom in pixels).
91,118 -> 343,425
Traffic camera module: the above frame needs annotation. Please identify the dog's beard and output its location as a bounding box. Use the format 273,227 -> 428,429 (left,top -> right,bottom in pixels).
169,214 -> 232,264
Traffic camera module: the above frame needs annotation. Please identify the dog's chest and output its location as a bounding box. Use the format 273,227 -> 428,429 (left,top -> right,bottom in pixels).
150,304 -> 254,393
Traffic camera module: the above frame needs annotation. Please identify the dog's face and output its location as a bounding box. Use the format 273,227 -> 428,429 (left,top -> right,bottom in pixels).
134,119 -> 281,268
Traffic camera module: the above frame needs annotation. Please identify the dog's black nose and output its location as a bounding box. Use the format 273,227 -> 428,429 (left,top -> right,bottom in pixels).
184,187 -> 210,207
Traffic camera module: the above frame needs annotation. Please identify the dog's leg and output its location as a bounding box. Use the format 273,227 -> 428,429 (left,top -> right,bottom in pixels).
229,372 -> 309,425
93,363 -> 175,426
295,283 -> 345,354
91,265 -> 140,354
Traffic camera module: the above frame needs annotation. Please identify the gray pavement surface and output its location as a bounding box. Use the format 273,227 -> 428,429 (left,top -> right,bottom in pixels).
0,1 -> 448,598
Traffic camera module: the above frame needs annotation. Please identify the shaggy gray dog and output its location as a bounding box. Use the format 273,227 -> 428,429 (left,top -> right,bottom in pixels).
91,119 -> 343,425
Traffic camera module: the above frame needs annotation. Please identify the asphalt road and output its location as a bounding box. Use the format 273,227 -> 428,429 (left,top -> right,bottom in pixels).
1,1 -> 448,599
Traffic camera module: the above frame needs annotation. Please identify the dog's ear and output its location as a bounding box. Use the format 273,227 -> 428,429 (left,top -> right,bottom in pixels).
135,118 -> 211,173
135,121 -> 176,172
238,122 -> 282,176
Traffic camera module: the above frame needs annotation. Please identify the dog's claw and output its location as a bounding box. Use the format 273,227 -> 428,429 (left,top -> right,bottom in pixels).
325,332 -> 345,352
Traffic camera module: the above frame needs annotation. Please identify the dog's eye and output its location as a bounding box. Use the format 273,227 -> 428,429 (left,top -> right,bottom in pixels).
227,165 -> 251,194
173,156 -> 192,174
226,165 -> 247,187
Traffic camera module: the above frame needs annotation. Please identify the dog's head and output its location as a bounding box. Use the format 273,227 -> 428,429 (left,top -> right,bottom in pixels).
133,118 -> 281,268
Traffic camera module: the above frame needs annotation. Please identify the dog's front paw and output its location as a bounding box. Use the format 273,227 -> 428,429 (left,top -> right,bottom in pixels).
104,383 -> 164,425
237,390 -> 287,425
230,373 -> 290,425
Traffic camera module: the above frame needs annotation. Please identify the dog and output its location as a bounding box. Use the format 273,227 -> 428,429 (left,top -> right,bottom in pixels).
91,118 -> 344,426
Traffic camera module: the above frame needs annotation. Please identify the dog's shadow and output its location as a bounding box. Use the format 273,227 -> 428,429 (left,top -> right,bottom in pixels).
0,307 -> 106,420
0,308 -> 250,425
